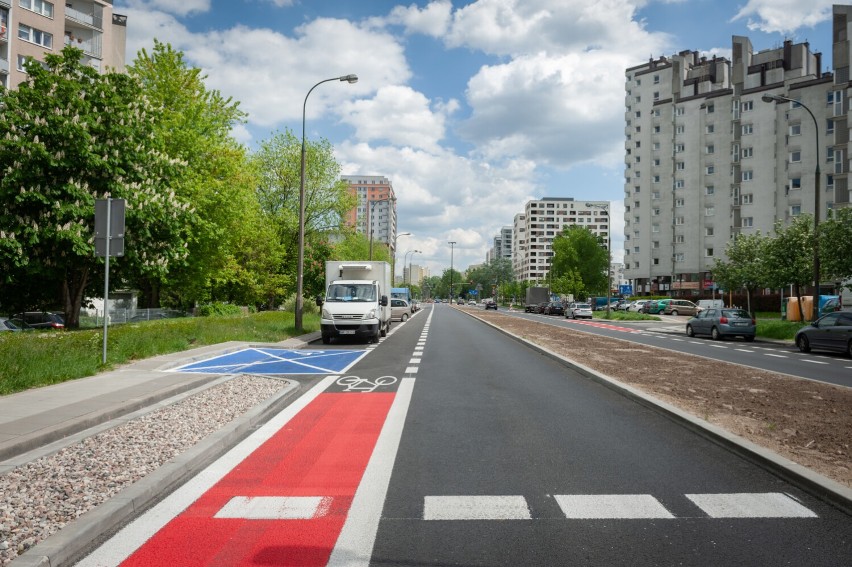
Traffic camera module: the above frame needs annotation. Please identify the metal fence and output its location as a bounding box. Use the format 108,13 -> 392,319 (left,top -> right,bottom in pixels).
80,308 -> 187,327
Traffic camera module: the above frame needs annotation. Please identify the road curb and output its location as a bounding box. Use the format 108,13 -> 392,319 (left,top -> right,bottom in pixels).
463,310 -> 852,517
11,379 -> 304,567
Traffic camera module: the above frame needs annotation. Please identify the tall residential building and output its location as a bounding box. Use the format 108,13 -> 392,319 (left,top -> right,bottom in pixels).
342,175 -> 398,256
488,226 -> 513,264
624,8 -> 852,296
512,197 -> 611,282
1,0 -> 127,90
404,263 -> 428,286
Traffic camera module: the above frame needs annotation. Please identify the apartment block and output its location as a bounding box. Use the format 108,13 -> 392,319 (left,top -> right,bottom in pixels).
624,6 -> 852,296
1,0 -> 127,89
341,175 -> 399,255
487,226 -> 513,264
512,197 -> 611,282
403,263 -> 428,286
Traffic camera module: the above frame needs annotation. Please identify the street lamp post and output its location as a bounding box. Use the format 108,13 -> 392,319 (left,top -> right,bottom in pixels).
762,93 -> 821,322
296,73 -> 358,332
448,241 -> 456,301
586,202 -> 612,317
392,232 -> 412,284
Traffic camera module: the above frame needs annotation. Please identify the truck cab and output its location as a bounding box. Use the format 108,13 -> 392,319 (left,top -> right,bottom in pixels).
316,262 -> 392,344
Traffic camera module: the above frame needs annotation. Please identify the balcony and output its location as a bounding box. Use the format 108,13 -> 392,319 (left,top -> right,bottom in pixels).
65,2 -> 104,30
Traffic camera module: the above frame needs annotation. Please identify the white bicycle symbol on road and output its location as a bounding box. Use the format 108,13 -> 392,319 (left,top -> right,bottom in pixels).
335,375 -> 398,392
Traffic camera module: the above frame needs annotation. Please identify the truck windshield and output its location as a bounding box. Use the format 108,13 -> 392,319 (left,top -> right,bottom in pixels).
326,284 -> 377,302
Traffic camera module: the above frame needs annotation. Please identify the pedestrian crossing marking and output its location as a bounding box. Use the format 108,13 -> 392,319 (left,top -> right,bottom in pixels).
554,494 -> 675,519
424,495 -> 532,520
214,496 -> 332,520
686,493 -> 818,518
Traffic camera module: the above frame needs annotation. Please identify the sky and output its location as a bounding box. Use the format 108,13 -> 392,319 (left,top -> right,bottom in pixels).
113,0 -> 838,279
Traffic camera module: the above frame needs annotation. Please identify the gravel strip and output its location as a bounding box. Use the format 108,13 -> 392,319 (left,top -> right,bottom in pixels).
0,374 -> 287,566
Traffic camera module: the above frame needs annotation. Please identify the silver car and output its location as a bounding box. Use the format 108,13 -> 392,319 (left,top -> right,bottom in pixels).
566,302 -> 593,319
686,308 -> 755,341
390,299 -> 411,322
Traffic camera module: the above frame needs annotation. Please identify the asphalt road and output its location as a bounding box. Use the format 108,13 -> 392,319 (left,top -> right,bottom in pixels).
504,308 -> 852,388
80,303 -> 852,566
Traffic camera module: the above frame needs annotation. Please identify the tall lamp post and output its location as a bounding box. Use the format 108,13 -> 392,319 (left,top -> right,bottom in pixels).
391,232 -> 412,283
448,241 -> 456,301
296,73 -> 358,332
586,202 -> 612,317
762,93 -> 821,322
407,250 -> 422,285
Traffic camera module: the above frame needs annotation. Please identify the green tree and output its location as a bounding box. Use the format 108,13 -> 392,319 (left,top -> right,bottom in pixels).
252,129 -> 356,299
551,226 -> 607,296
126,41 -> 269,309
0,47 -> 191,327
711,232 -> 767,314
763,216 -> 814,321
820,207 -> 852,288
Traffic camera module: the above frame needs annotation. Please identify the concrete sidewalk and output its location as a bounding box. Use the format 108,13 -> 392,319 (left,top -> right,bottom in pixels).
0,332 -> 322,465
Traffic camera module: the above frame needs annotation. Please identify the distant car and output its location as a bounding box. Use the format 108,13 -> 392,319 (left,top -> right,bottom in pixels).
468,299 -> 476,305
664,299 -> 699,317
646,299 -> 670,314
794,311 -> 852,357
535,302 -> 549,314
686,308 -> 755,341
566,302 -> 593,319
628,300 -> 649,313
614,300 -> 631,311
484,299 -> 498,310
13,311 -> 65,329
390,298 -> 411,321
544,301 -> 564,316
0,317 -> 22,332
456,298 -> 464,305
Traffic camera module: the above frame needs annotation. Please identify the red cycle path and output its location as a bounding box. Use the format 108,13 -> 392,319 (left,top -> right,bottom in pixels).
121,392 -> 395,567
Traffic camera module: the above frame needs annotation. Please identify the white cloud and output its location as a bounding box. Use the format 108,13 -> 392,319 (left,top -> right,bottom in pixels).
731,0 -> 834,34
121,0 -> 210,17
339,85 -> 458,152
386,1 -> 453,37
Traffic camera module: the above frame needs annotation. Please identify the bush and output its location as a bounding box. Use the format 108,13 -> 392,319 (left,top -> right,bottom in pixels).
197,302 -> 243,317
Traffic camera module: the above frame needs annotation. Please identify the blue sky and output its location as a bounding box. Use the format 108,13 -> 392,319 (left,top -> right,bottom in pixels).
114,0 -> 837,278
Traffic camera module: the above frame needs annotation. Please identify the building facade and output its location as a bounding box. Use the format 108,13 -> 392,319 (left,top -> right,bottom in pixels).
624,8 -> 852,296
403,263 -> 428,287
487,226 -> 513,264
512,197 -> 611,282
341,175 -> 399,256
1,0 -> 127,90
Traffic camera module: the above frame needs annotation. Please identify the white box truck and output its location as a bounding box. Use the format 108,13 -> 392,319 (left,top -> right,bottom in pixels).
316,261 -> 392,344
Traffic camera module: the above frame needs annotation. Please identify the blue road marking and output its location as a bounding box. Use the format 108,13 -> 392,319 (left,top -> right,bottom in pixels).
169,348 -> 367,375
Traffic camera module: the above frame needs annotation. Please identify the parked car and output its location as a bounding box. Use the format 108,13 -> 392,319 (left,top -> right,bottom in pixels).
686,308 -> 756,341
696,299 -> 724,312
628,300 -> 649,313
794,311 -> 852,357
614,300 -> 631,311
1,317 -> 22,332
468,299 -> 477,305
664,299 -> 699,317
566,302 -> 593,319
646,299 -> 671,314
544,301 -> 564,316
535,301 -> 549,314
484,299 -> 498,310
390,298 -> 411,321
456,298 -> 464,305
13,311 -> 65,329
641,300 -> 657,314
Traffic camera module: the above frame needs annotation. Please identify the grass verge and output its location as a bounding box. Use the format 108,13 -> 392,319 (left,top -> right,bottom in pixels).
0,311 -> 319,396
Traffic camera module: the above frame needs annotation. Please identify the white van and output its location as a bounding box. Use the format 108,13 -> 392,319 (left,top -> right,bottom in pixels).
696,299 -> 724,311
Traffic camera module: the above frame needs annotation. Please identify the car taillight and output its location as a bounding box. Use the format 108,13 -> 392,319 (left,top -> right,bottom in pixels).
751,318 -> 756,325
719,316 -> 728,324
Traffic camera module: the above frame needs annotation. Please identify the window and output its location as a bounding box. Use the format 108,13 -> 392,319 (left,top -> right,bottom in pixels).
635,96 -> 641,103
675,235 -> 685,244
742,217 -> 753,228
675,253 -> 685,262
705,104 -> 715,113
652,191 -> 660,199
675,143 -> 685,153
742,170 -> 753,181
653,75 -> 660,84
675,198 -> 685,207
705,185 -> 715,195
706,248 -> 714,257
652,241 -> 660,249
674,179 -> 685,189
706,144 -> 715,154
653,175 -> 660,183
741,124 -> 753,135
706,124 -> 715,134
706,165 -> 715,174
676,125 -> 685,134
653,258 -> 660,265
789,124 -> 801,136
635,111 -> 641,118
675,217 -> 685,225
653,109 -> 661,117
790,151 -> 801,163
705,227 -> 714,236
652,224 -> 660,233
19,0 -> 53,18
791,177 -> 801,189
653,125 -> 661,133
741,100 -> 753,112
676,162 -> 685,170
18,23 -> 52,48
653,158 -> 660,166
705,207 -> 715,216
741,194 -> 753,205
741,147 -> 753,158
827,119 -> 835,134
791,205 -> 801,216
653,91 -> 660,101
827,174 -> 835,189
675,107 -> 685,116
653,208 -> 660,216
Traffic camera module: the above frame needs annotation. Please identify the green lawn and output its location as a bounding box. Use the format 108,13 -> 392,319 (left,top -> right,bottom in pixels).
0,311 -> 319,396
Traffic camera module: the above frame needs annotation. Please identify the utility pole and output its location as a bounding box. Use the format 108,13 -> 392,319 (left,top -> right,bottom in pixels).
448,241 -> 456,301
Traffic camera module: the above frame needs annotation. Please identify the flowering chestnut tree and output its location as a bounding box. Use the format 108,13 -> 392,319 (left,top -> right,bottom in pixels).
0,47 -> 192,327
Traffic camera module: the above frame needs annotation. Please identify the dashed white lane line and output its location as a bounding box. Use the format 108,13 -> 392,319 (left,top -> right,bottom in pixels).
424,496 -> 532,520
736,349 -> 755,353
409,358 -> 422,364
765,353 -> 788,358
405,366 -> 419,374
801,359 -> 828,365
214,496 -> 332,520
686,493 -> 817,518
555,494 -> 674,519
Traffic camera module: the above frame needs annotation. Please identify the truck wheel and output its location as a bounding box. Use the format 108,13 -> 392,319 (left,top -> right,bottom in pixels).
380,323 -> 388,337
